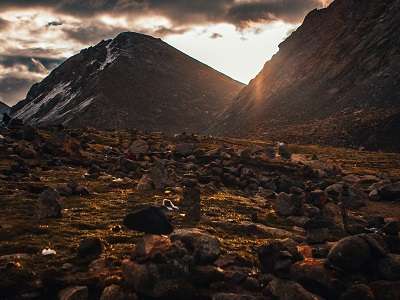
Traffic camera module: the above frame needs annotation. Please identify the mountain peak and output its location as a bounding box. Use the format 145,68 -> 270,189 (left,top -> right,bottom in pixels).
11,32 -> 244,132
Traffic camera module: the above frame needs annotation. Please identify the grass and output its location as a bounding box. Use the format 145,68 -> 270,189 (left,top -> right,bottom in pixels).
0,128 -> 399,287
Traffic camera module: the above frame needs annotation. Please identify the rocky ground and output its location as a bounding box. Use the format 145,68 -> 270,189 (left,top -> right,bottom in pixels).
0,122 -> 399,300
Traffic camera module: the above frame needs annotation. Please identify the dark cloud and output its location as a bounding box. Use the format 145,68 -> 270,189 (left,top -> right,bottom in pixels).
151,26 -> 189,37
0,0 -> 326,28
62,22 -> 127,44
0,55 -> 62,73
1,45 -> 67,60
0,17 -> 10,31
210,33 -> 223,39
227,0 -> 323,27
46,21 -> 63,27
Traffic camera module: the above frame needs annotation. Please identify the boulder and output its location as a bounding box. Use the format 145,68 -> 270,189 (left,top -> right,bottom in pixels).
123,206 -> 173,235
267,278 -> 321,300
377,254 -> 400,280
170,228 -> 220,264
212,293 -> 260,300
321,202 -> 345,230
382,221 -> 400,236
377,182 -> 400,201
327,234 -> 386,272
58,286 -> 88,300
325,183 -> 366,209
339,284 -> 375,300
258,238 -> 303,275
370,280 -> 400,300
191,265 -> 225,286
122,260 -> 157,296
100,285 -> 128,300
306,227 -> 332,244
122,259 -> 191,298
127,139 -> 149,157
275,192 -> 304,216
135,235 -> 172,258
290,259 -> 343,299
308,190 -> 328,208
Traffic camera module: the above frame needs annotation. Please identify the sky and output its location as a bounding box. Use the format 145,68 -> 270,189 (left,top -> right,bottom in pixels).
0,0 -> 331,106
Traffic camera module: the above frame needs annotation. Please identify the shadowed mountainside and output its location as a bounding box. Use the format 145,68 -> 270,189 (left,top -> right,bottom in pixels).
11,32 -> 244,134
215,0 -> 400,152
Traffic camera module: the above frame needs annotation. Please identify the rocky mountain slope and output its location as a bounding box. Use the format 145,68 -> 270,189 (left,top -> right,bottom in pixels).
11,32 -> 243,133
0,101 -> 9,123
215,0 -> 400,152
1,123 -> 400,299
0,101 -> 9,114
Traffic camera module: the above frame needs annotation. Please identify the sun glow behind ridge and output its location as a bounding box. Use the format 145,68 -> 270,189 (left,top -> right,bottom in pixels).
165,22 -> 297,84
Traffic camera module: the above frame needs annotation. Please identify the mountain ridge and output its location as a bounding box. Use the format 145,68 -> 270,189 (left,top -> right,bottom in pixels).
214,0 -> 400,151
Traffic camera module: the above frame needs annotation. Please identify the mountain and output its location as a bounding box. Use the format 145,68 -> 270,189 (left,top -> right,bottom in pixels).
11,32 -> 243,133
0,101 -> 9,113
0,101 -> 10,121
215,0 -> 400,151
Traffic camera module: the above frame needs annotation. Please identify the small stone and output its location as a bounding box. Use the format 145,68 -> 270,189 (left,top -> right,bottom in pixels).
306,227 -> 331,244
308,190 -> 327,208
277,143 -> 292,160
77,237 -> 103,258
174,143 -> 195,156
149,160 -> 172,189
38,188 -> 62,219
191,265 -> 225,286
19,147 -> 37,159
382,220 -> 400,235
100,285 -> 128,300
135,235 -> 172,258
182,184 -> 201,222
136,174 -> 153,191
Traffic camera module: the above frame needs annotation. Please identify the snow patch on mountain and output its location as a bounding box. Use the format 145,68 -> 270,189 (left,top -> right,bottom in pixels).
39,89 -> 80,123
13,81 -> 73,122
62,97 -> 95,125
99,41 -> 119,71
